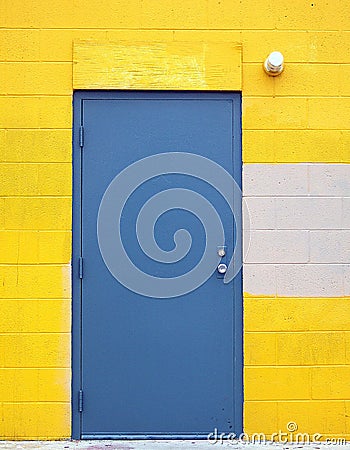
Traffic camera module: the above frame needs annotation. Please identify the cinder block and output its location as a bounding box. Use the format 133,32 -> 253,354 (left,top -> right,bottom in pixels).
275,197 -> 342,229
243,197 -> 275,230
242,31 -> 350,64
0,231 -> 71,264
0,333 -> 70,367
274,0 -> 350,31
243,64 -> 341,97
243,130 -> 345,163
310,231 -> 350,263
308,98 -> 350,130
243,264 -> 276,296
275,264 -> 345,297
344,267 -> 350,297
276,401 -> 347,436
0,299 -> 71,333
1,402 -> 70,439
0,265 -> 71,299
0,29 -> 40,61
308,32 -> 350,63
245,297 -> 350,332
339,65 -> 350,96
244,332 -> 276,365
341,132 -> 350,163
242,130 -> 275,163
1,0 -> 142,28
0,97 -> 71,128
243,97 -> 308,130
344,402 -> 350,434
243,164 -> 308,196
311,367 -> 350,400
309,164 -> 350,196
0,163 -> 71,196
244,401 -> 278,435
173,30 -> 241,43
245,367 -> 311,400
342,198 -> 350,228
0,198 -> 4,230
4,197 -> 71,230
39,29 -> 106,61
242,31 -> 309,63
276,332 -> 346,366
0,63 -> 72,95
140,0 -> 207,29
0,129 -> 71,163
238,1 -> 276,30
0,368 -> 70,401
244,230 -> 309,263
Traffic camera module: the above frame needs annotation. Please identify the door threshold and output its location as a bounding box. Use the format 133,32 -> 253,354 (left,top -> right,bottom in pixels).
81,434 -> 211,440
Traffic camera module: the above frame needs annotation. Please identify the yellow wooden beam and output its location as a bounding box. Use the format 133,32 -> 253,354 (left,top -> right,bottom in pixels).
73,40 -> 241,91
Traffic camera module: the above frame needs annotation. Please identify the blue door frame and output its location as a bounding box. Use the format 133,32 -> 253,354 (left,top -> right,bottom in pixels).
72,91 -> 243,439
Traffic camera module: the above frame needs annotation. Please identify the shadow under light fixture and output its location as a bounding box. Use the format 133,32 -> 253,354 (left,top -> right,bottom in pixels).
264,51 -> 284,76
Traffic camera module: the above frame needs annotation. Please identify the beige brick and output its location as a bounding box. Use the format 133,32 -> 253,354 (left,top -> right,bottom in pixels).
275,264 -> 346,297
244,264 -> 277,296
244,230 -> 309,263
243,163 -> 308,196
275,197 -> 342,229
309,164 -> 350,196
243,197 -> 275,230
310,231 -> 350,263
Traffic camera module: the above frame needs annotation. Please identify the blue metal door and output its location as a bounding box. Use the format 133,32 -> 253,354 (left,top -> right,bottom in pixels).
72,91 -> 242,439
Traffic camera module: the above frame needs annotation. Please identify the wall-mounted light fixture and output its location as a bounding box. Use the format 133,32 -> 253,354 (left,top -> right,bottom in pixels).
264,51 -> 284,76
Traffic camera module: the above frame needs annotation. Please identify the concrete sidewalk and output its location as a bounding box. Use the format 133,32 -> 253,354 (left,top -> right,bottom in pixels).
0,442 -> 349,450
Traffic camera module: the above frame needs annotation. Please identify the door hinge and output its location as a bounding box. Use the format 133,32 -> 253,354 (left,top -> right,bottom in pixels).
79,126 -> 84,148
78,256 -> 83,279
78,390 -> 84,412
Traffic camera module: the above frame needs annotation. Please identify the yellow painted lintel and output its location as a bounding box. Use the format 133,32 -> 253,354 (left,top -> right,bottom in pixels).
73,40 -> 242,91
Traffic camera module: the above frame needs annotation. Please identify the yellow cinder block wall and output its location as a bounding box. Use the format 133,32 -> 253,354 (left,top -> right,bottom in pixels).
1,0 -> 350,440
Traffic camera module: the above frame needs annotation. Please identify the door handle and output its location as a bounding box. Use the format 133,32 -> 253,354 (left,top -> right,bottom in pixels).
217,263 -> 227,274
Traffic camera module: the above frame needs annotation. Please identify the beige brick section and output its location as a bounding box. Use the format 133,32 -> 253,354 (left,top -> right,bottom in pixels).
244,230 -> 309,263
243,264 -> 277,296
309,164 -> 350,196
243,197 -> 275,229
243,163 -> 308,196
342,198 -> 350,228
275,264 -> 348,297
244,264 -> 349,297
243,163 -> 350,297
276,197 -> 342,229
310,231 -> 350,263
